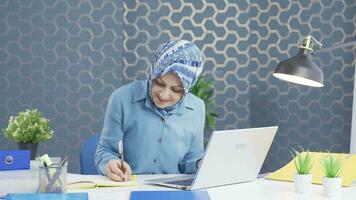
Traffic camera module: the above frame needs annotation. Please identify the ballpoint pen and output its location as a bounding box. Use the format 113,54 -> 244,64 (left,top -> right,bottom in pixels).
118,140 -> 125,181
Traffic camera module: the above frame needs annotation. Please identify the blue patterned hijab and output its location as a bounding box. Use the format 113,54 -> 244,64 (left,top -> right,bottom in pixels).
148,40 -> 203,115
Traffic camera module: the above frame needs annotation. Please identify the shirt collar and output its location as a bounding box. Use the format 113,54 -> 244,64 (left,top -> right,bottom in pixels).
182,94 -> 196,110
133,81 -> 148,102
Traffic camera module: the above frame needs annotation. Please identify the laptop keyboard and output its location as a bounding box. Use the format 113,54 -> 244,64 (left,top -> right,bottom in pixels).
165,178 -> 194,186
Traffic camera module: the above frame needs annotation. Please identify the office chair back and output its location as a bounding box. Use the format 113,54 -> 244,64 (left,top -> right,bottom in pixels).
80,134 -> 101,175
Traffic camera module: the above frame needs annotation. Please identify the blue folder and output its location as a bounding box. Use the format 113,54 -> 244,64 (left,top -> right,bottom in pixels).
5,193 -> 88,200
0,150 -> 30,170
130,190 -> 210,200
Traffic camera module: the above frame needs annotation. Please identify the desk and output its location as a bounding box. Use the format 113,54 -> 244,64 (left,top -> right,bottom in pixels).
1,168 -> 356,200
67,174 -> 356,200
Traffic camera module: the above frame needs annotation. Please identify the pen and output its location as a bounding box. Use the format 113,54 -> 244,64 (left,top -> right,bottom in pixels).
118,140 -> 125,181
43,162 -> 51,185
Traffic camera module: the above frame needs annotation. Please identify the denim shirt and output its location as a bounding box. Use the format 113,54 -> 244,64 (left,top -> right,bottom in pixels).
94,80 -> 205,175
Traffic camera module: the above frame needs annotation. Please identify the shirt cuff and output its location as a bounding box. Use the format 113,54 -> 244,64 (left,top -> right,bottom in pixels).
182,160 -> 199,174
97,155 -> 118,176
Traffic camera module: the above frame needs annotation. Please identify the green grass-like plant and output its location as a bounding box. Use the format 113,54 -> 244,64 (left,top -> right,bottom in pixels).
3,109 -> 53,143
291,148 -> 313,174
320,153 -> 343,178
191,76 -> 218,130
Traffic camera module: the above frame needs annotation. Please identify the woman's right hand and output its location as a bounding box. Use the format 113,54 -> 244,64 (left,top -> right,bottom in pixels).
105,159 -> 132,182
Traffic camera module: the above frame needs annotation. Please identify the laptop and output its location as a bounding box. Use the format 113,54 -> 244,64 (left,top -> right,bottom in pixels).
145,126 -> 278,190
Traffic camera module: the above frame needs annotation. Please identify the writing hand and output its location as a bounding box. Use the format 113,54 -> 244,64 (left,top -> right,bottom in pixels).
106,159 -> 132,182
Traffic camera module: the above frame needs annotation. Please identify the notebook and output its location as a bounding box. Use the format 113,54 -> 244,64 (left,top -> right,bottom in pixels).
5,193 -> 88,200
266,152 -> 356,187
67,174 -> 138,190
130,190 -> 210,200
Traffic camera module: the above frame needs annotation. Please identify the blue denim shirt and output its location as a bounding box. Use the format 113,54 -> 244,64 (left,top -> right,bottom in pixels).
94,80 -> 205,175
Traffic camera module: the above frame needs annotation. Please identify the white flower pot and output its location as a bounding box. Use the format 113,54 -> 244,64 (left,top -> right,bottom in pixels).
294,173 -> 312,193
323,176 -> 342,197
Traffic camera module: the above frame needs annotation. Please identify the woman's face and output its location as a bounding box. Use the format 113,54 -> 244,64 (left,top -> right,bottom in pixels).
151,73 -> 184,109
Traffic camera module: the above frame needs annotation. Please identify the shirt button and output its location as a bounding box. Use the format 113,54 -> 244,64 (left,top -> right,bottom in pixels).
153,159 -> 157,163
158,138 -> 162,143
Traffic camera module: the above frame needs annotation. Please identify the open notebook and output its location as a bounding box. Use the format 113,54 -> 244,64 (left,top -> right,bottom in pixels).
67,174 -> 138,190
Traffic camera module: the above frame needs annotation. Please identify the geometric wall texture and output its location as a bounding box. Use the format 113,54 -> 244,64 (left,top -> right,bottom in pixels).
122,0 -> 355,173
0,0 -> 123,173
1,0 -> 355,173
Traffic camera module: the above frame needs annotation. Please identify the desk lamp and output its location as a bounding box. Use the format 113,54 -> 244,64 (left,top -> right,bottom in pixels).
273,35 -> 356,152
273,35 -> 356,87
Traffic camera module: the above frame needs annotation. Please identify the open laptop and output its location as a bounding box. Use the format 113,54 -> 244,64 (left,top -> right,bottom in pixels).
145,126 -> 278,190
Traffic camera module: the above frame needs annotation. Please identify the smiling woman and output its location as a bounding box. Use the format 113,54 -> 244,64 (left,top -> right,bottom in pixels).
151,73 -> 184,109
95,40 -> 206,182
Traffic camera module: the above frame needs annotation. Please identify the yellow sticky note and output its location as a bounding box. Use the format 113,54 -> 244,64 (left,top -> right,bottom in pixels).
39,154 -> 53,166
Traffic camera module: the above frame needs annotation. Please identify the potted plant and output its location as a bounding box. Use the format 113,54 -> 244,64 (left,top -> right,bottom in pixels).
320,153 -> 343,197
191,76 -> 218,147
3,109 -> 54,160
291,148 -> 313,193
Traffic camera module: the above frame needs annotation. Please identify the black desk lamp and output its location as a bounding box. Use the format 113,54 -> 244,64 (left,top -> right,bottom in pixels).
273,35 -> 356,87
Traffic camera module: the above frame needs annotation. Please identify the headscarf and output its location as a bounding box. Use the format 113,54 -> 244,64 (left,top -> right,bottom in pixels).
148,40 -> 203,115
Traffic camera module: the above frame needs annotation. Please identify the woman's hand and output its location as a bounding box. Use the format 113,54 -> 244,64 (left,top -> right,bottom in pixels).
105,159 -> 132,182
197,159 -> 202,168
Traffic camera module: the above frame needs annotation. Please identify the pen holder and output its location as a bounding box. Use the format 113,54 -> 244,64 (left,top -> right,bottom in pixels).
39,163 -> 67,193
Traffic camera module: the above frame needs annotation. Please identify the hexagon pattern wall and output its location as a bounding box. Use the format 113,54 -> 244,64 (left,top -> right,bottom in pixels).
122,0 -> 355,172
0,0 -> 123,173
1,0 -> 355,173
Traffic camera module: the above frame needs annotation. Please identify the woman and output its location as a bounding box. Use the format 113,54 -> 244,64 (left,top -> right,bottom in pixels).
95,40 -> 205,182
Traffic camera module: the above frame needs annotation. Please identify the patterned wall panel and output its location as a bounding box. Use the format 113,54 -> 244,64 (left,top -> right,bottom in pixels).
0,0 -> 355,174
122,0 -> 356,172
0,0 -> 123,173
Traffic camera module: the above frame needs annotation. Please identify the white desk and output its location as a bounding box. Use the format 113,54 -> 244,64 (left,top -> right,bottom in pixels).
67,174 -> 356,200
1,167 -> 356,200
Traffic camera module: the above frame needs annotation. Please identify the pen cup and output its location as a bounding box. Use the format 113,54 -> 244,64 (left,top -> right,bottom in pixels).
39,163 -> 67,193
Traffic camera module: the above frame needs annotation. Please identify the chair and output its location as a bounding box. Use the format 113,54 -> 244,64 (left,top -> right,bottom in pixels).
80,134 -> 101,175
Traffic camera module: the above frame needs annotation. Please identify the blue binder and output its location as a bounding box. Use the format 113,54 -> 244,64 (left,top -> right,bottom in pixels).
130,190 -> 211,200
0,150 -> 30,171
5,193 -> 88,200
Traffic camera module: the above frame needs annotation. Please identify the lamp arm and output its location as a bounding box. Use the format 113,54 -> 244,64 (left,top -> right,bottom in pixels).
316,40 -> 356,53
309,35 -> 323,48
299,35 -> 323,52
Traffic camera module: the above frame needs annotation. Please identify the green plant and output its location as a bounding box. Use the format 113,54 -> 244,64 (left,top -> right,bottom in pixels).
191,76 -> 218,130
320,153 -> 343,178
3,109 -> 53,143
291,148 -> 313,174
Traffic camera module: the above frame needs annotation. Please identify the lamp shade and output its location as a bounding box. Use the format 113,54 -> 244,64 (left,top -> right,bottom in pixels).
273,49 -> 324,87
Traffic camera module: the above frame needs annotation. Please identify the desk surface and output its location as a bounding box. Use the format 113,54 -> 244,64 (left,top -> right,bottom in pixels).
1,167 -> 356,200
67,174 -> 356,200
